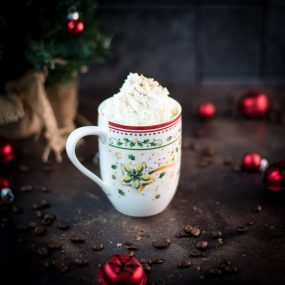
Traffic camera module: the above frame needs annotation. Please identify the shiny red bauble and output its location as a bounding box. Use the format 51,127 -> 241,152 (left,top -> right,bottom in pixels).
241,152 -> 262,171
67,19 -> 85,36
263,162 -> 285,192
198,102 -> 216,118
0,177 -> 10,189
0,137 -> 16,165
239,92 -> 269,117
98,254 -> 146,285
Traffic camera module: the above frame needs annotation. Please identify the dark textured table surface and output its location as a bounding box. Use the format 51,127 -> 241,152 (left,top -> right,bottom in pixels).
1,85 -> 285,285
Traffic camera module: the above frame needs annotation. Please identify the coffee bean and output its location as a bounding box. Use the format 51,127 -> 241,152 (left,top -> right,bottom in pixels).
196,241 -> 208,251
36,246 -> 48,256
190,249 -> 203,258
152,238 -> 170,249
52,260 -> 69,272
190,226 -> 201,237
34,225 -> 46,235
33,200 -> 50,210
124,242 -> 139,250
223,158 -> 232,166
36,210 -> 44,218
42,213 -> 56,226
143,264 -> 151,273
252,204 -> 262,213
211,231 -> 223,239
47,241 -> 62,250
153,257 -> 164,264
203,148 -> 215,157
17,224 -> 30,232
92,243 -> 104,251
20,185 -> 33,193
11,204 -> 23,214
56,220 -> 70,230
177,259 -> 192,268
208,268 -> 222,276
236,225 -> 248,233
73,256 -> 89,267
247,220 -> 256,226
39,186 -> 50,193
70,235 -> 85,244
183,224 -> 193,233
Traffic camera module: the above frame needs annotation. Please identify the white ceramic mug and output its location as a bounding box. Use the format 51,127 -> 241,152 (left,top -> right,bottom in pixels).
66,98 -> 182,217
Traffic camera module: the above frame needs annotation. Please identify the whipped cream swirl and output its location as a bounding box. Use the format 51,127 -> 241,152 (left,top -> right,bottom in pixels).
101,73 -> 178,125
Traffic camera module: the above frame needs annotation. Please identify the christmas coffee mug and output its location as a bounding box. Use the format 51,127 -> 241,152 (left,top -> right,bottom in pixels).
66,98 -> 182,217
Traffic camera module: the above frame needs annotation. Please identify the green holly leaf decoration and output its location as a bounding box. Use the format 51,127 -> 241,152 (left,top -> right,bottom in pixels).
128,154 -> 136,160
159,172 -> 166,178
118,189 -> 125,196
111,164 -> 117,169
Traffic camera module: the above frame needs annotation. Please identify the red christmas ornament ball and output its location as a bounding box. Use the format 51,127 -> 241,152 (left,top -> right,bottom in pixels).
67,19 -> 85,36
198,102 -> 216,118
239,92 -> 269,117
263,161 -> 285,192
241,152 -> 262,171
0,137 -> 16,165
0,177 -> 10,189
98,254 -> 146,285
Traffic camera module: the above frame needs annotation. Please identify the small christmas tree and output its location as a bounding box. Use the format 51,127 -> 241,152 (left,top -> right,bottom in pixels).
0,0 -> 109,87
0,0 -> 110,161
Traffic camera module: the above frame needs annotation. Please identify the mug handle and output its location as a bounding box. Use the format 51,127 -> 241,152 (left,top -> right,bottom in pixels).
66,126 -> 109,194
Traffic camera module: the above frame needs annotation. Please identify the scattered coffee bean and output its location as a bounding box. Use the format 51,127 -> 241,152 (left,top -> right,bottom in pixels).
39,186 -> 50,193
143,263 -> 151,273
252,204 -> 262,213
152,238 -> 171,249
56,220 -> 70,230
36,210 -> 44,218
18,164 -> 30,173
52,260 -> 69,272
195,265 -> 202,272
34,225 -> 46,236
196,241 -> 208,251
190,249 -> 203,258
47,241 -> 62,250
203,148 -> 215,157
70,235 -> 85,244
20,185 -> 33,192
92,243 -> 104,251
183,224 -> 193,233
124,241 -> 139,250
190,226 -> 201,237
236,225 -> 248,233
36,246 -> 48,256
17,224 -> 30,232
152,257 -> 164,264
218,260 -> 238,274
208,268 -> 222,276
42,213 -> 56,226
33,200 -> 50,210
223,158 -> 232,166
73,256 -> 89,267
212,230 -> 223,239
247,220 -> 256,226
177,259 -> 192,268
11,204 -> 23,214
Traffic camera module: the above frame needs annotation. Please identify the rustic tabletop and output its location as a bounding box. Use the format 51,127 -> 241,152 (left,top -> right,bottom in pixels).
1,85 -> 285,285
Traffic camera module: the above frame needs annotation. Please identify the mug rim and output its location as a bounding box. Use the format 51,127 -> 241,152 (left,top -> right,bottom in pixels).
98,97 -> 182,131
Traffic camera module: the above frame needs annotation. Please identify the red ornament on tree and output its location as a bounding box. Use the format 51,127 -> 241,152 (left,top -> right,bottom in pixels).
239,92 -> 269,117
263,162 -> 285,192
241,152 -> 262,171
198,102 -> 216,119
67,19 -> 85,36
0,137 -> 16,165
98,254 -> 146,285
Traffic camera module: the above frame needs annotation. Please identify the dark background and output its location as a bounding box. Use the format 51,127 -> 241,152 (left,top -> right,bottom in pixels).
82,0 -> 285,90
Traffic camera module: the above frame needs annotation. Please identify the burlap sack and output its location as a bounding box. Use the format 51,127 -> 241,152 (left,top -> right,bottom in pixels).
0,70 -> 78,162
